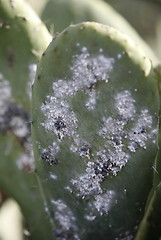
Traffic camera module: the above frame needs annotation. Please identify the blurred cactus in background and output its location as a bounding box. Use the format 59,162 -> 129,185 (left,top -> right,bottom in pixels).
0,0 -> 161,239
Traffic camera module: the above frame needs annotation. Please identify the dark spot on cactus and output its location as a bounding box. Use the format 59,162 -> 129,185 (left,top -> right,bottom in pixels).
134,126 -> 146,135
130,142 -> 139,151
118,115 -> 124,122
94,162 -> 102,175
53,47 -> 58,52
41,149 -> 58,165
54,117 -> 66,131
37,75 -> 41,80
7,47 -> 15,68
42,52 -> 45,56
140,126 -> 146,134
89,83 -> 97,90
111,135 -> 121,145
20,16 -> 27,21
16,15 -> 27,21
80,146 -> 89,152
94,161 -> 110,177
79,145 -> 91,158
31,120 -> 34,125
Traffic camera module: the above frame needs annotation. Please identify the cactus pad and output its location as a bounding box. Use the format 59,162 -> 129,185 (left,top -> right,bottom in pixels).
0,0 -> 53,238
41,0 -> 158,65
32,22 -> 160,239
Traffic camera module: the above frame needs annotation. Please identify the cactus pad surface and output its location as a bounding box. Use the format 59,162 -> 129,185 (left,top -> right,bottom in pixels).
41,0 -> 158,65
32,22 -> 159,239
0,0 -> 53,238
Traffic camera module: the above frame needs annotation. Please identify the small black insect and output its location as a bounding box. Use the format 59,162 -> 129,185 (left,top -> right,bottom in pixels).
94,160 -> 110,177
89,82 -> 97,90
94,162 -> 102,175
54,117 -> 66,131
101,162 -> 111,177
140,126 -> 146,134
41,149 -> 58,165
134,126 -> 146,135
130,141 -> 139,151
118,114 -> 124,122
111,135 -> 121,146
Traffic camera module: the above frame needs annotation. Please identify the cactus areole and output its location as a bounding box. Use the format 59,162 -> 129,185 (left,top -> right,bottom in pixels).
32,22 -> 160,240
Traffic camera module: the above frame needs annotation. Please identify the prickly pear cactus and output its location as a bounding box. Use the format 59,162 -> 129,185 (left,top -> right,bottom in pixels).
0,0 -> 51,108
104,0 -> 161,61
25,0 -> 47,16
41,0 -> 158,65
134,66 -> 161,240
0,0 -> 53,238
135,182 -> 161,240
32,22 -> 160,239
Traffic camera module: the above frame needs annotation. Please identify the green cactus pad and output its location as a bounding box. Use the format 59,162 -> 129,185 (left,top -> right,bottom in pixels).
104,0 -> 161,61
25,0 -> 47,16
41,0 -> 158,65
32,22 -> 159,239
135,182 -> 161,240
135,66 -> 161,240
0,0 -> 53,238
0,0 -> 51,108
